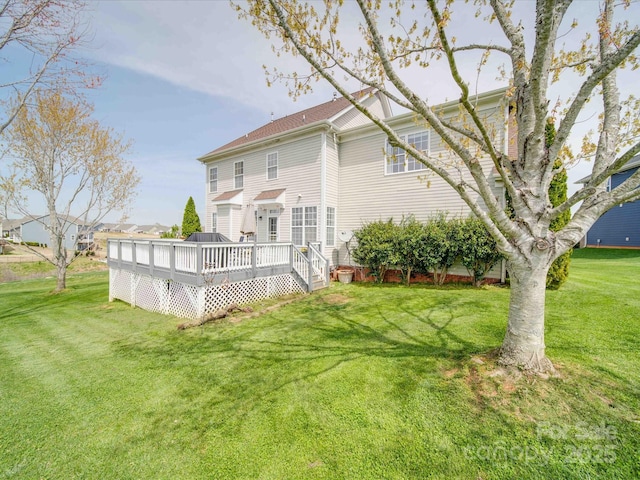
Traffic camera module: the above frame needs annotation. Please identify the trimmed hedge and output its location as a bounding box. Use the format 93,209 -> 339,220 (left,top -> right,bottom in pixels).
352,215 -> 503,286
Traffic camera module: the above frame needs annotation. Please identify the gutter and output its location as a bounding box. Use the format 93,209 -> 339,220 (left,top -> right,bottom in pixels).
198,120 -> 335,164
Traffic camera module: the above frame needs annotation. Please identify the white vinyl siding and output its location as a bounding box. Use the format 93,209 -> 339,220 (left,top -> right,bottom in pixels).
267,152 -> 278,180
386,131 -> 428,175
234,161 -> 244,189
204,133 -> 324,246
209,167 -> 218,193
338,106 -> 505,245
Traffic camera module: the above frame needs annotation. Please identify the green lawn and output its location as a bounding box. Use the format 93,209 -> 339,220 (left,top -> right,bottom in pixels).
0,248 -> 638,479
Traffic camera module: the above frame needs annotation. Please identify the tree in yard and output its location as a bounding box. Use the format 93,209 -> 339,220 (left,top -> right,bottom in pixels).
181,196 -> 202,238
0,0 -> 95,136
239,0 -> 640,372
1,90 -> 139,292
161,224 -> 181,239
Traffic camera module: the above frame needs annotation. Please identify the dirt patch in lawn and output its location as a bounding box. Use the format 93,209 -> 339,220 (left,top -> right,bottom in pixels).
320,293 -> 351,305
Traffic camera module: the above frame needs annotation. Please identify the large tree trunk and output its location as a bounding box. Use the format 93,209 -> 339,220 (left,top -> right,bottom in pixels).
50,231 -> 68,292
498,261 -> 555,373
55,262 -> 67,292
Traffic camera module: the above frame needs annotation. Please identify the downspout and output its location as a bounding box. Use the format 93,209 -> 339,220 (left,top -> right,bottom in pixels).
320,131 -> 327,254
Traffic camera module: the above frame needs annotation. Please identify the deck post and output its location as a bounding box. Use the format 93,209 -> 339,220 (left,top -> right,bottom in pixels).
289,244 -> 294,271
170,242 -> 176,279
131,240 -> 137,272
148,240 -> 154,277
307,242 -> 313,292
116,240 -> 122,269
196,243 -> 203,276
251,242 -> 257,278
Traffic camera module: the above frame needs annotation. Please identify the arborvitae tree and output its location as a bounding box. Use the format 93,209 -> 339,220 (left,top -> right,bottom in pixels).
181,197 -> 202,238
546,122 -> 572,290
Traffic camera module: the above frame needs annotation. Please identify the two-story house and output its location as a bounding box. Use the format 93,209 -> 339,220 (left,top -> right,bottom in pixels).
198,87 -> 508,270
21,214 -> 95,251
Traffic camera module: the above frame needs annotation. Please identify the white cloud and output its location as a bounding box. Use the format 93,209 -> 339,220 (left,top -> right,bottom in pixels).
86,0 -> 639,201
87,1 -> 329,116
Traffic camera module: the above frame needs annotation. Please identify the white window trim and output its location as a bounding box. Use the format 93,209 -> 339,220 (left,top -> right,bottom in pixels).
384,130 -> 430,176
291,206 -> 318,247
234,160 -> 244,189
266,151 -> 278,180
211,212 -> 218,233
209,166 -> 218,193
326,206 -> 336,247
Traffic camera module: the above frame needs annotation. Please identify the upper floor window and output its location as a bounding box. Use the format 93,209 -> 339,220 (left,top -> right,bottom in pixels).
606,177 -> 612,192
209,167 -> 218,193
386,131 -> 429,175
267,152 -> 278,180
234,161 -> 244,189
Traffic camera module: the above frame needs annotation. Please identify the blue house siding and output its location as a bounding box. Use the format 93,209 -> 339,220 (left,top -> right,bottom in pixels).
21,215 -> 80,251
586,167 -> 640,247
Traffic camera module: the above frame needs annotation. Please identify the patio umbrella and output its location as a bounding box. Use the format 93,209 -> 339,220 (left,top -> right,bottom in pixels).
240,202 -> 257,238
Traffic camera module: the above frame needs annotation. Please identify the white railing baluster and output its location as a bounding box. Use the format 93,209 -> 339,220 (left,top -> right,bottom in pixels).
107,239 -> 326,291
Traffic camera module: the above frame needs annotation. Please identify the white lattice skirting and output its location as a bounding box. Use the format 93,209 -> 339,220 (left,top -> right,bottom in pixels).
109,268 -> 305,319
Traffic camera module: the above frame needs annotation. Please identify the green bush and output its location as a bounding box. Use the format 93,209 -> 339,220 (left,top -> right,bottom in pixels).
456,217 -> 503,287
394,216 -> 425,285
353,214 -> 503,286
161,225 -> 181,239
352,219 -> 398,283
423,214 -> 460,285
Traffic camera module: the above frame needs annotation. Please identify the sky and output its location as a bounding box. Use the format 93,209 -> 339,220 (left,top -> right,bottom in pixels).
2,0 -> 638,226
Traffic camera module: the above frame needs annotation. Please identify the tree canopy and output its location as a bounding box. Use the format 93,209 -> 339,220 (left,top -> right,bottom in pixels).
0,0 -> 95,136
238,0 -> 640,373
1,90 -> 139,291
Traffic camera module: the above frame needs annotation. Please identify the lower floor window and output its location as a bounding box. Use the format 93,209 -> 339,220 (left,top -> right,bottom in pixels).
211,212 -> 217,233
326,207 -> 335,247
292,206 -> 317,246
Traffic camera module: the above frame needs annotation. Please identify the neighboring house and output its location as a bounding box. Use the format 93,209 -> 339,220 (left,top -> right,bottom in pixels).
1,217 -> 29,242
136,224 -> 171,235
110,223 -> 138,234
578,155 -> 640,248
198,87 -> 509,273
99,223 -> 117,232
20,215 -> 95,251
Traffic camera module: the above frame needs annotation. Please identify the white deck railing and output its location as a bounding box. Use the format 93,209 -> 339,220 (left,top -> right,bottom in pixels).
107,239 -> 328,291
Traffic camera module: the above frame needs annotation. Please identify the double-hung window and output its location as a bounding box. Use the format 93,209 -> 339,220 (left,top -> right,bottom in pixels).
267,152 -> 278,180
386,131 -> 429,174
234,161 -> 244,189
209,167 -> 218,193
291,206 -> 317,246
326,207 -> 336,247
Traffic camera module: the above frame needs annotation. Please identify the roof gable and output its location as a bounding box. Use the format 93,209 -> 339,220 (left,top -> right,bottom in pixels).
201,87 -> 376,159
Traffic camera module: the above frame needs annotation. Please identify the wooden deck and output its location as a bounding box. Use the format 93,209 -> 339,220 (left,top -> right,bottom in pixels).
107,239 -> 329,291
